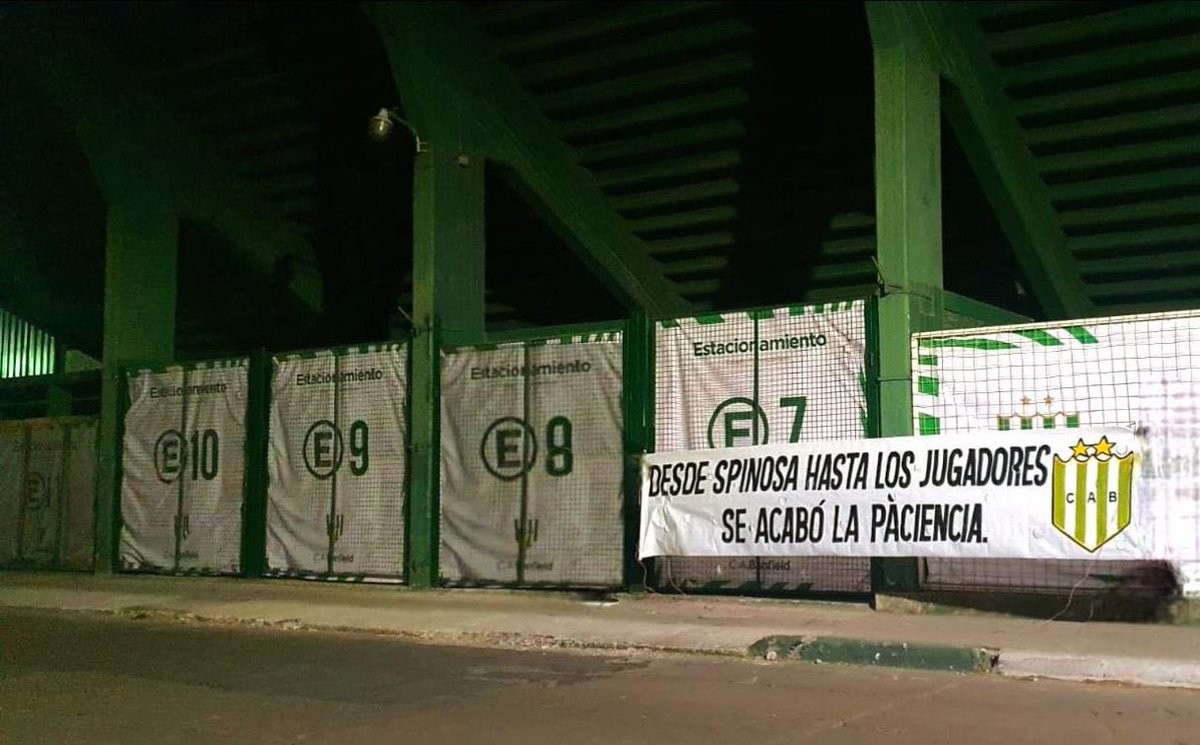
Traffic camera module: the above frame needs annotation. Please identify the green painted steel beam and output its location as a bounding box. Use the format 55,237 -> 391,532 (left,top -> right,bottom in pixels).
366,2 -> 689,318
820,234 -> 878,259
540,53 -> 753,114
1086,275 -> 1200,300
404,150 -> 487,587
1038,135 -> 1200,176
1078,249 -> 1200,279
645,231 -> 737,256
675,278 -> 722,298
477,0 -> 575,25
1095,298 -> 1200,315
1060,194 -> 1200,229
944,291 -> 1032,325
986,3 -> 1200,55
829,212 -> 876,233
557,88 -> 749,140
807,285 -> 879,303
2,12 -> 322,313
594,150 -> 742,190
238,147 -> 319,176
887,2 -> 1089,319
660,255 -> 729,275
1014,69 -> 1200,119
973,2 -> 1074,21
1026,103 -> 1200,147
141,44 -> 259,83
496,2 -> 717,57
222,122 -> 318,155
95,204 -> 178,572
194,96 -> 305,132
1069,223 -> 1200,254
1049,167 -> 1200,203
867,2 -> 943,593
1000,32 -> 1200,88
610,179 -> 741,213
867,3 -> 944,431
577,120 -> 746,165
172,71 -> 287,107
810,262 -> 876,285
520,19 -> 753,86
621,310 -> 653,591
627,205 -> 737,234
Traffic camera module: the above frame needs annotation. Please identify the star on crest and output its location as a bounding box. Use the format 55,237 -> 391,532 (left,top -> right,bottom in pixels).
1071,439 -> 1091,458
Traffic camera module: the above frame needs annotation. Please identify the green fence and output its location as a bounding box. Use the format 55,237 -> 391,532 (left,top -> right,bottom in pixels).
7,295 -> 1193,605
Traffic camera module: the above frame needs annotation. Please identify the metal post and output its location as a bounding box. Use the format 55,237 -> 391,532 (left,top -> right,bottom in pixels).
622,309 -> 654,592
94,203 -> 177,573
868,11 -> 944,594
406,149 -> 486,588
240,348 -> 271,577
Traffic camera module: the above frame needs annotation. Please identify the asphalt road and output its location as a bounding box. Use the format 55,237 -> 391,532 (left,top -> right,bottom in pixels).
2,608 -> 1199,745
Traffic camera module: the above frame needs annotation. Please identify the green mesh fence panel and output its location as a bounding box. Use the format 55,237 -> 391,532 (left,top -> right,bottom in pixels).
912,310 -> 1200,595
0,417 -> 96,570
266,343 -> 408,580
120,358 -> 247,575
440,331 -> 623,587
653,300 -> 870,594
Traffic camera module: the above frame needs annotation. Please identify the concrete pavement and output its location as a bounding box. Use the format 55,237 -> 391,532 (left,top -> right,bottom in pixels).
3,571 -> 1199,688
10,609 -> 1200,745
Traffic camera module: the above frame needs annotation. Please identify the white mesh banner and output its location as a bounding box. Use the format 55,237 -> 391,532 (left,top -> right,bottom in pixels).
912,312 -> 1200,592
0,418 -> 97,569
440,334 -> 623,586
0,422 -> 24,565
656,302 -> 867,451
120,361 -> 247,574
61,419 -> 98,569
267,344 -> 407,578
653,301 -> 870,592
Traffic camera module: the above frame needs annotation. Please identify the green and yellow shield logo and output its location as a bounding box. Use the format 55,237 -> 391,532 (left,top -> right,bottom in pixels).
1051,436 -> 1134,552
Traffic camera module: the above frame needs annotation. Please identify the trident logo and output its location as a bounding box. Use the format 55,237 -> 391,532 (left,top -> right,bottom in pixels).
326,513 -> 345,544
513,518 -> 539,549
174,513 -> 190,542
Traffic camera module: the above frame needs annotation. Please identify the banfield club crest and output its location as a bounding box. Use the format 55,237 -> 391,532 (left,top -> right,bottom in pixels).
1052,436 -> 1134,552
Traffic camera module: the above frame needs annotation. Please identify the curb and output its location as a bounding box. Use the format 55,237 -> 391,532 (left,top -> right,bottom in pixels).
748,635 -> 997,674
999,651 -> 1200,690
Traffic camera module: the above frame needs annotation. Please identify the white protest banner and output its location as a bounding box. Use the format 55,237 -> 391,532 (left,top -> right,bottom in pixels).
638,428 -> 1175,561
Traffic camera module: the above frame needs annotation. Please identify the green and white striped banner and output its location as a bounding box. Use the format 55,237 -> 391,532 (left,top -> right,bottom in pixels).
911,309 -> 1200,591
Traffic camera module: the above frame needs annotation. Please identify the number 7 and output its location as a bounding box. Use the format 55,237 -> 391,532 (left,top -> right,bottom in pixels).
780,397 -> 807,443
